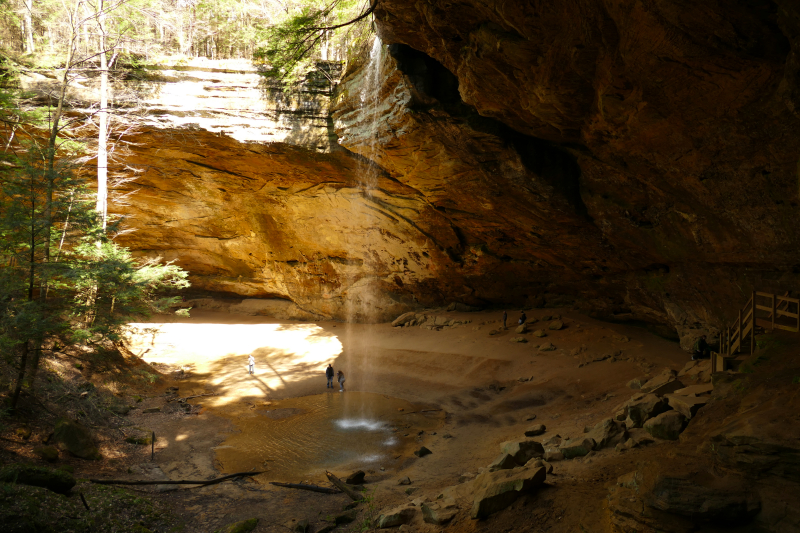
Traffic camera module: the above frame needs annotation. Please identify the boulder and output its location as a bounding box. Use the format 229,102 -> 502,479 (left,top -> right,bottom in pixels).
421,500 -> 457,525
509,336 -> 528,343
414,446 -> 432,457
548,320 -> 564,330
16,427 -> 32,440
544,450 -> 564,462
397,476 -> 412,485
585,418 -> 628,449
644,411 -> 686,440
678,359 -> 712,384
470,466 -> 546,519
346,470 -> 366,485
538,342 -> 555,351
0,464 -> 75,494
640,369 -> 677,393
515,324 -> 528,334
53,418 -> 100,460
33,446 -> 59,462
623,394 -> 668,428
377,506 -> 415,528
499,439 -> 544,465
626,378 -> 645,390
392,312 -> 416,327
533,330 -> 547,337
665,394 -> 708,419
524,424 -> 546,437
488,453 -> 518,472
214,518 -> 259,533
559,437 -> 595,459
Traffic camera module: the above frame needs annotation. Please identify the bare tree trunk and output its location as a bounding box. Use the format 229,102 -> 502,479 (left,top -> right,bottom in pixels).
23,0 -> 34,53
96,0 -> 109,231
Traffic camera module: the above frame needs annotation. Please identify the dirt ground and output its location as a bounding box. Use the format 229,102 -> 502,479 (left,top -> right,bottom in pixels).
111,307 -> 692,533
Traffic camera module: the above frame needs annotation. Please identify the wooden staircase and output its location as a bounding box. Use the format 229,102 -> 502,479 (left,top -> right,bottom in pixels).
713,291 -> 800,372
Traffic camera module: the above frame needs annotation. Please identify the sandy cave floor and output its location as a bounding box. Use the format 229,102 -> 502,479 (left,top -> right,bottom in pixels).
115,308 -> 692,533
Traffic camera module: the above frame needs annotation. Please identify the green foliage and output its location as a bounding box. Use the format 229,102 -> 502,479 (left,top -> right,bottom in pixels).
254,0 -> 374,86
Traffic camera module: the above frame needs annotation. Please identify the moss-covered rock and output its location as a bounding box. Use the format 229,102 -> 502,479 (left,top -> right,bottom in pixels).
0,464 -> 75,494
33,446 -> 59,462
214,518 -> 258,533
53,418 -> 100,460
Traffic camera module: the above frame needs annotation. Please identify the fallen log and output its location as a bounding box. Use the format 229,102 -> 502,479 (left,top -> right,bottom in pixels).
270,482 -> 340,494
325,471 -> 364,502
89,471 -> 263,487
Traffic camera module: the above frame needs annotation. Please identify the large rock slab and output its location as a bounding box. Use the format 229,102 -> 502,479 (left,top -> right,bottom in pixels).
678,359 -> 713,384
665,394 -> 708,419
640,368 -> 679,394
471,466 -> 546,519
488,453 -> 517,472
392,312 -> 416,327
499,439 -> 544,465
53,418 -> 100,460
644,411 -> 686,440
377,506 -> 416,528
421,499 -> 457,525
559,437 -> 595,459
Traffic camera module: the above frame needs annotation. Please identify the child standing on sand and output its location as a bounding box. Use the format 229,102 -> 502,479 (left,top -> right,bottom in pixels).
337,370 -> 346,392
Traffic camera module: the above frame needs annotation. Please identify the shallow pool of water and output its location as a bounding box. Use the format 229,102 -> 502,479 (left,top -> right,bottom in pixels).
214,392 -> 443,482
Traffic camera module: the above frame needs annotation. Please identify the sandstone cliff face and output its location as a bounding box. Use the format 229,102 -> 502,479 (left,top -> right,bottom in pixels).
106,1 -> 800,345
329,0 -> 800,343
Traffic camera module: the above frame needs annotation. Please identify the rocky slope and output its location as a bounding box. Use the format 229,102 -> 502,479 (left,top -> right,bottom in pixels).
96,1 -> 800,344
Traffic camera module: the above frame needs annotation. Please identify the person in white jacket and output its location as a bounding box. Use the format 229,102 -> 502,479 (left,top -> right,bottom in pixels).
248,354 -> 255,375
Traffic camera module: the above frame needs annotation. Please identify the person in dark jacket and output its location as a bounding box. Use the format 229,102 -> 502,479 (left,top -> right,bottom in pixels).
692,335 -> 709,360
518,311 -> 527,325
325,364 -> 334,388
503,310 -> 508,329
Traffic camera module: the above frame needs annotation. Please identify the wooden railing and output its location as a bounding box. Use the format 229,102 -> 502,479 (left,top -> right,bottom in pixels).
714,290 -> 799,372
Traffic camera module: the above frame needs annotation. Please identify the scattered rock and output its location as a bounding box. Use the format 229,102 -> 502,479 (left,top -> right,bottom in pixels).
585,418 -> 628,449
414,446 -> 432,458
346,470 -> 366,485
499,439 -> 544,465
626,378 -> 645,390
538,342 -> 555,351
559,437 -> 595,459
525,414 -> 537,421
644,411 -> 686,440
421,500 -> 457,525
16,427 -> 32,440
398,476 -> 412,485
665,394 -> 708,419
488,453 -> 518,472
0,465 -> 75,494
678,359 -> 713,384
515,324 -> 528,334
143,407 -> 161,414
533,329 -> 547,337
544,450 -> 564,462
470,466 -> 547,519
623,394 -> 668,428
33,446 -> 59,463
52,418 -> 100,460
640,368 -> 678,393
509,336 -> 528,343
285,518 -> 308,533
524,424 -> 546,437
214,518 -> 258,533
405,487 -> 419,495
548,320 -> 564,330
377,506 -> 416,528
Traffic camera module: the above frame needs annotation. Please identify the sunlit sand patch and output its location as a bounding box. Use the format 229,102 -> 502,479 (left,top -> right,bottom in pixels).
126,321 -> 343,405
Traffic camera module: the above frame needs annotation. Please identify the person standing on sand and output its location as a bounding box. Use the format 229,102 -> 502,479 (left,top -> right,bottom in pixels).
326,364 -> 335,388
248,354 -> 255,375
503,310 -> 508,329
518,310 -> 527,325
337,370 -> 346,392
692,335 -> 709,360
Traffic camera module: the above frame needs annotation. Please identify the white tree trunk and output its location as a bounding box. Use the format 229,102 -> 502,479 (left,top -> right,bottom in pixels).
23,0 -> 35,53
96,0 -> 109,231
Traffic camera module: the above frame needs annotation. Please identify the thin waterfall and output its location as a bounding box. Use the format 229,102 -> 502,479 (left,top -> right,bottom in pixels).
341,35 -> 385,419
